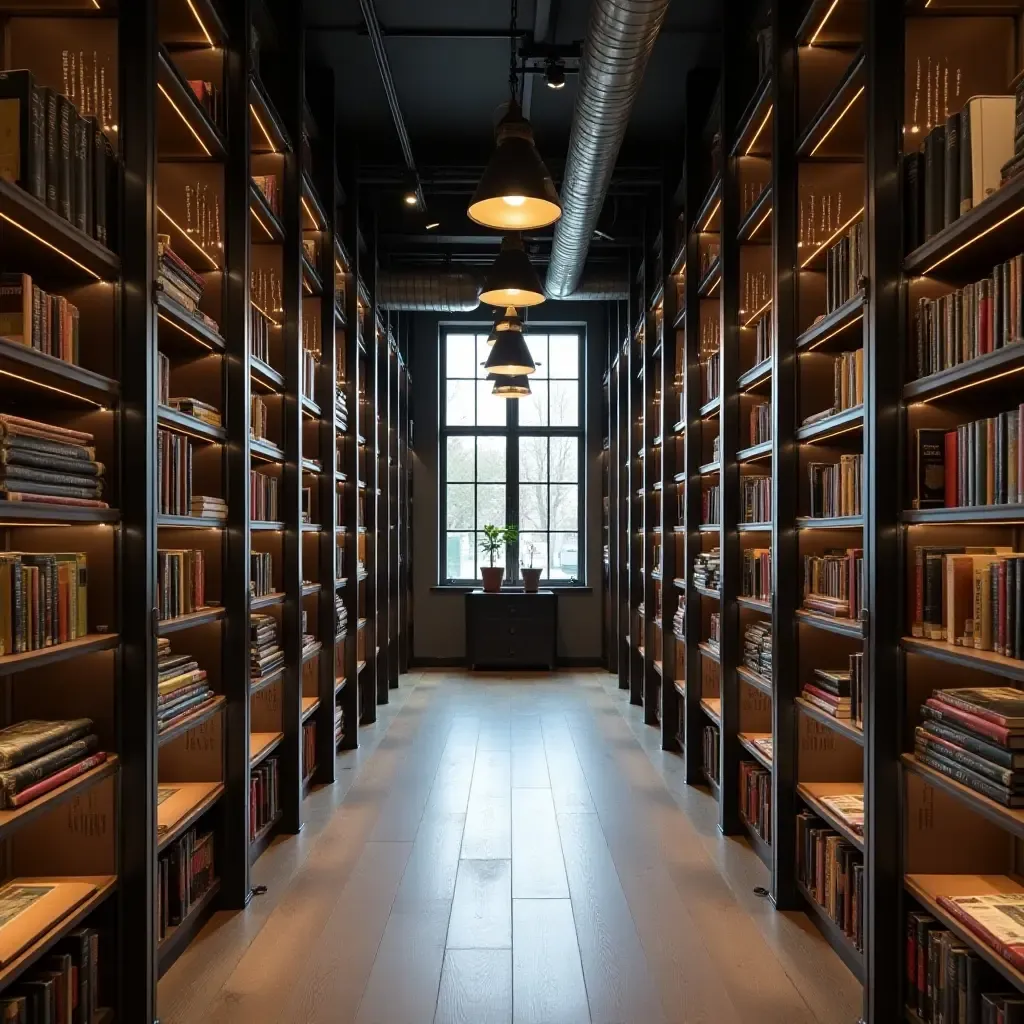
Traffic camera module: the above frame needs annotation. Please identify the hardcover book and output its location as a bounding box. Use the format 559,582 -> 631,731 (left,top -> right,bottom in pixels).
0,879 -> 97,967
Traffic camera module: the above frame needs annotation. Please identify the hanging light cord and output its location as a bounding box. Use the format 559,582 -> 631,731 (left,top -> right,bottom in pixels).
508,0 -> 519,102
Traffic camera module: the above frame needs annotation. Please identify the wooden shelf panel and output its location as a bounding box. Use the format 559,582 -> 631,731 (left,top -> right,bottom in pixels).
158,695 -> 225,747
796,696 -> 864,745
249,74 -> 291,154
160,0 -> 229,46
250,731 -> 284,770
0,337 -> 119,408
157,45 -> 226,160
901,505 -> 1024,525
251,591 -> 285,610
796,293 -> 865,353
737,440 -> 772,463
302,696 -> 320,722
157,292 -> 226,354
796,608 -> 864,638
250,181 -> 285,243
157,781 -> 224,854
698,642 -> 721,664
157,877 -> 221,977
737,665 -> 773,696
737,187 -> 773,245
796,49 -> 865,159
0,633 -> 118,677
796,515 -> 864,530
796,404 -> 864,443
903,342 -> 1024,402
798,781 -> 865,852
738,732 -> 773,770
732,73 -> 773,158
699,697 -> 721,727
0,502 -> 118,525
737,358 -> 772,392
736,595 -> 770,614
158,606 -> 224,636
901,635 -> 1024,682
158,405 -> 226,443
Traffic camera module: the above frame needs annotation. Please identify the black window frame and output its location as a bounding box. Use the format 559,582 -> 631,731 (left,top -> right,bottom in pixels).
438,321 -> 587,587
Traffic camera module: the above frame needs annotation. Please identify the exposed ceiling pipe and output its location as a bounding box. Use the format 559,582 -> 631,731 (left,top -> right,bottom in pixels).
545,0 -> 671,298
377,269 -> 627,311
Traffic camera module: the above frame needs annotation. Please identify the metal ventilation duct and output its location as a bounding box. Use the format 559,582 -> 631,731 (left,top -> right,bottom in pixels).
545,0 -> 672,298
377,270 -> 627,310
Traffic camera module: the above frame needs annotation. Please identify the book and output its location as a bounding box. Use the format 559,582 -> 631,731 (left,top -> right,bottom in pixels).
916,428 -> 947,508
0,720 -> 93,770
0,71 -> 44,202
937,892 -> 1024,974
925,125 -> 946,241
945,111 -> 961,228
9,751 -> 106,809
962,96 -> 1016,212
933,687 -> 1024,728
916,744 -> 1024,806
914,726 -> 1024,788
0,880 -> 97,967
0,735 -> 99,807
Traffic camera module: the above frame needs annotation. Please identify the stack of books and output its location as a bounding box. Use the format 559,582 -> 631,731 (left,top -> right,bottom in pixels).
302,719 -> 316,784
335,705 -> 345,746
157,638 -> 215,733
743,621 -> 772,680
911,251 -> 1024,381
808,455 -> 863,518
335,546 -> 345,580
741,547 -> 771,600
337,386 -> 348,431
802,667 -> 853,720
0,273 -> 80,364
796,811 -> 864,951
1,925 -> 100,1021
157,235 -> 218,334
749,402 -> 771,446
167,398 -> 222,429
301,347 -> 318,403
301,609 -> 317,658
250,755 -> 280,840
906,910 -> 1018,1023
252,174 -> 279,216
671,600 -> 684,641
251,469 -> 279,521
157,548 -> 206,620
0,551 -> 88,654
739,761 -> 771,842
819,792 -> 864,837
0,415 -> 106,508
157,826 -> 215,940
916,687 -> 1024,808
0,719 -> 104,809
693,548 -> 720,591
336,595 -> 348,640
158,428 -> 192,516
250,613 -> 284,681
702,484 -> 720,526
190,495 -> 226,520
825,220 -> 864,312
740,475 -> 771,524
251,551 -> 274,598
708,612 -> 720,652
802,548 -> 863,619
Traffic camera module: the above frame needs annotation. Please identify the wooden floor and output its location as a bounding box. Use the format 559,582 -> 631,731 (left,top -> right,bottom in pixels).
159,671 -> 862,1024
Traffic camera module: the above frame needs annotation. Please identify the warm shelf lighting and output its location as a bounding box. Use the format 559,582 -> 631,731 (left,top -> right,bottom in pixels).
250,299 -> 281,328
702,197 -> 722,232
158,312 -> 214,351
249,202 -> 274,241
158,83 -> 211,157
249,102 -> 277,153
805,312 -> 864,351
748,206 -> 772,240
158,206 -> 219,269
801,207 -> 864,268
801,422 -> 862,444
745,104 -> 773,155
185,0 -> 215,46
0,368 -> 104,407
301,194 -> 322,230
743,298 -> 773,328
810,85 -> 864,157
917,363 -> 1024,403
922,205 -> 1024,275
0,212 -> 101,280
808,0 -> 841,46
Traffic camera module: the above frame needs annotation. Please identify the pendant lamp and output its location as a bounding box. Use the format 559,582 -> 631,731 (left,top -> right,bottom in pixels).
481,233 -> 545,307
487,305 -> 523,345
484,321 -> 536,376
467,0 -> 562,231
492,373 -> 531,398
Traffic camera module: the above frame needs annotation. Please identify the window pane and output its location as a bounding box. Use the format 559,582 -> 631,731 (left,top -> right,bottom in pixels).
518,436 -> 548,481
446,380 -> 474,426
446,532 -> 475,580
446,334 -> 477,378
446,436 -> 475,482
446,485 -> 474,529
526,334 -> 548,378
476,334 -> 492,379
549,533 -> 579,580
476,483 -> 506,529
549,437 -> 578,482
519,379 -> 548,426
520,531 -> 549,576
477,437 -> 506,482
477,381 -> 506,426
549,380 -> 578,427
550,484 -> 578,529
519,483 -> 548,530
476,532 -> 506,576
548,335 -> 579,379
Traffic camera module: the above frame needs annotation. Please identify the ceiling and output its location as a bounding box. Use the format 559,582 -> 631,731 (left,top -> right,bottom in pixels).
305,0 -> 722,266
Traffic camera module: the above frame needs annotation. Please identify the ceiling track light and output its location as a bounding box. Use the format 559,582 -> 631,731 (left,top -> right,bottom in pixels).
481,233 -> 545,307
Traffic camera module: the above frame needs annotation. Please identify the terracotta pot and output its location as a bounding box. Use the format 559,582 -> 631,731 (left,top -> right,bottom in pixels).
521,567 -> 542,593
481,566 -> 504,593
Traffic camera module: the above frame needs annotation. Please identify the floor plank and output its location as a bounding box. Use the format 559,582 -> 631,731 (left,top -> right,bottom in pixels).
446,859 -> 512,949
511,789 -> 569,899
461,795 -> 511,860
434,949 -> 512,1024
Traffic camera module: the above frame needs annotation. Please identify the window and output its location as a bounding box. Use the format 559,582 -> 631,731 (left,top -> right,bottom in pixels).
440,326 -> 584,585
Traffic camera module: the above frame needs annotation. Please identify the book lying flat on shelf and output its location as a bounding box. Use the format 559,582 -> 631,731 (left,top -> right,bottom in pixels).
819,792 -> 864,836
0,879 -> 97,967
936,892 -> 1024,975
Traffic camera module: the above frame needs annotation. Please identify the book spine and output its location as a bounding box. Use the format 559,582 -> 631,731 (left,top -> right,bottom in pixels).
56,95 -> 72,223
945,112 -> 960,228
923,701 -> 1015,745
937,896 -> 1024,975
960,105 -> 973,215
8,751 -> 106,808
917,748 -> 1020,806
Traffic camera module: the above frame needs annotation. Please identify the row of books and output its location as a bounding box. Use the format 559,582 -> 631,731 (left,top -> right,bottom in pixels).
156,236 -> 217,336
250,755 -> 280,841
250,303 -> 273,366
753,311 -> 772,367
911,253 -> 1024,381
907,96 -> 1015,251
252,174 -> 279,217
708,611 -> 720,650
796,811 -> 864,952
912,545 -> 1024,657
830,349 -> 863,415
158,429 -> 192,517
157,826 -> 215,940
251,469 -> 280,522
190,495 -> 226,521
739,761 -> 771,844
188,79 -> 222,129
919,409 -> 1024,510
916,686 -> 1024,809
335,545 -> 345,580
157,548 -> 206,621
671,598 -> 684,641
693,549 -> 720,592
0,415 -> 106,509
0,925 -> 100,1023
0,718 -> 104,810
802,656 -> 864,727
702,724 -> 720,784
808,455 -> 863,519
906,909 -> 1022,1024
0,69 -> 115,248
301,347 -> 318,404
335,704 -> 345,746
251,395 -> 270,442
0,274 -> 80,366
803,548 -> 864,620
743,621 -> 771,681
740,475 -> 771,525
302,718 -> 316,784
702,485 -> 720,527
0,551 -> 88,655
749,401 -> 770,447
741,547 -> 771,602
825,221 -> 864,314
157,637 -> 215,733
251,613 -> 284,680
251,551 -> 274,598
336,595 -> 348,640
701,351 -> 720,406
337,386 -> 348,432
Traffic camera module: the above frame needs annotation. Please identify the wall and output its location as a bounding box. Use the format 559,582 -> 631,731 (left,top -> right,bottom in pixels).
409,300 -> 610,665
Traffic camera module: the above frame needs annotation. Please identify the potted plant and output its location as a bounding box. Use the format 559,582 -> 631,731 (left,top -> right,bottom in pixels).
479,524 -> 517,592
521,542 -> 542,593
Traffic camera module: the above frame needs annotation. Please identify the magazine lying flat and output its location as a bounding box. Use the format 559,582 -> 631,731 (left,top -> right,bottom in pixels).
819,792 -> 865,836
0,878 -> 97,966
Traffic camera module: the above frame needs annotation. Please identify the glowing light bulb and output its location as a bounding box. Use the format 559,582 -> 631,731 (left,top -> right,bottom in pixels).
503,195 -> 527,207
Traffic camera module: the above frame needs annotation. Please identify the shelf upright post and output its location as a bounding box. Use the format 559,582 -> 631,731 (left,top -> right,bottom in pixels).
310,65 -> 338,783
617,299 -> 631,691
771,0 -> 799,911
629,252 -> 644,707
643,210 -> 659,725
684,69 -> 719,785
223,0 -> 256,906
119,2 -> 158,1016
864,0 -> 904,1017
389,324 -> 401,688
361,224 -> 379,722
276,0 -> 305,835
607,309 -> 620,678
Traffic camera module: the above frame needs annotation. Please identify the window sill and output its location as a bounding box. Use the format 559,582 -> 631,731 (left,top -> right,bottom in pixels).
430,585 -> 593,595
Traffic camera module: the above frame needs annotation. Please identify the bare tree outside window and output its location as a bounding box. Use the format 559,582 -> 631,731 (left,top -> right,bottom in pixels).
440,328 -> 583,585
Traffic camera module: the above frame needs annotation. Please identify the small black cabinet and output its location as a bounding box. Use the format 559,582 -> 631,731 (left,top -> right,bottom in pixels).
465,589 -> 557,670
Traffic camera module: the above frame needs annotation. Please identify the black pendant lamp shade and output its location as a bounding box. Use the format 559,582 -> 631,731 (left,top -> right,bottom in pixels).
487,305 -> 523,345
480,233 -> 545,307
484,321 -> 536,376
468,98 -> 562,231
492,373 -> 531,398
